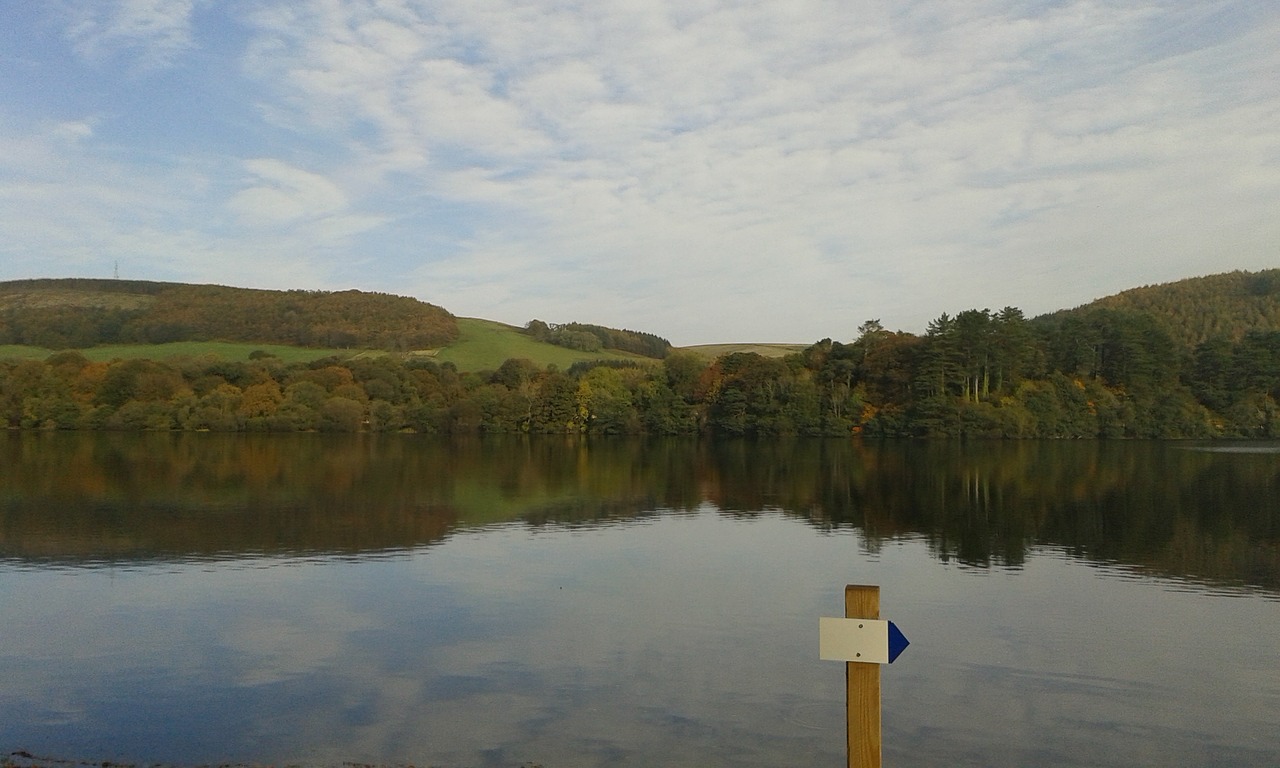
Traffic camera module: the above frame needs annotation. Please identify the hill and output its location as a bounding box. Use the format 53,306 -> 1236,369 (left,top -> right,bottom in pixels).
0,319 -> 654,370
0,278 -> 458,351
0,279 -> 660,370
680,343 -> 807,359
425,318 -> 655,369
7,269 -> 1280,371
3,269 -> 1279,437
1039,269 -> 1280,349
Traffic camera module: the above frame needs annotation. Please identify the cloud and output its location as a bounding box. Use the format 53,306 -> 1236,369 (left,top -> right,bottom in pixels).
0,121 -> 358,291
225,158 -> 393,261
228,158 -> 348,224
64,0 -> 200,68
5,1 -> 1279,344
51,120 -> 95,142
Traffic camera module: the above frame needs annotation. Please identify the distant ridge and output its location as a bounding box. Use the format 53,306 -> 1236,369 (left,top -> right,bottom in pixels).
5,269 -> 1279,357
680,343 -> 807,359
1036,268 -> 1280,349
2,270 -> 1278,438
0,278 -> 458,351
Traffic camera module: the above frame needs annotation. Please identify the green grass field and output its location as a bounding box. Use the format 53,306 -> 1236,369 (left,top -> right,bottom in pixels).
0,317 -> 807,371
0,345 -> 50,360
0,319 -> 658,371
428,318 -> 653,370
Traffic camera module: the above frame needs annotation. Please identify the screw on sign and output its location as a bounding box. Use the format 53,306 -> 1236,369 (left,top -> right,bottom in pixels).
819,585 -> 910,768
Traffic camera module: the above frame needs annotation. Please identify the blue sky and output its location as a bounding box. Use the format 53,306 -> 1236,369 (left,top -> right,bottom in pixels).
1,1 -> 1277,345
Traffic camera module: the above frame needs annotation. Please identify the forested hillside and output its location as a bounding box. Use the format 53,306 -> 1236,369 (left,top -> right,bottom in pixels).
1041,269 -> 1280,348
2,304 -> 1277,437
2,270 -> 1279,438
0,279 -> 458,351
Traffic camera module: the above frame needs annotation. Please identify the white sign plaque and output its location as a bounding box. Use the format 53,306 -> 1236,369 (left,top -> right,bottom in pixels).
820,617 -> 909,664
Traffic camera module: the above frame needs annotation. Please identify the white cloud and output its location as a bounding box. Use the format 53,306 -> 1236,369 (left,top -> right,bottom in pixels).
228,158 -> 348,224
0,121 -> 364,291
5,1 -> 1279,343
51,120 -> 95,142
225,158 -> 391,252
64,0 -> 200,67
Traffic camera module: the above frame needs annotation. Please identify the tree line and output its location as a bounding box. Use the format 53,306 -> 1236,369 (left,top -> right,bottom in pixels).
523,319 -> 672,358
2,304 -> 1278,437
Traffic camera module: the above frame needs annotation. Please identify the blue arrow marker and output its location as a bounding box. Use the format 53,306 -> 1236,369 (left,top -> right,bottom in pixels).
887,621 -> 910,663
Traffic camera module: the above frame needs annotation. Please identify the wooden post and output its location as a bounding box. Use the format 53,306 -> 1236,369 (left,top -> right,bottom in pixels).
846,584 -> 881,768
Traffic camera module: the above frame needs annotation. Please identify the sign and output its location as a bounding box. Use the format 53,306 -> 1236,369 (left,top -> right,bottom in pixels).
820,617 -> 910,664
821,585 -> 910,768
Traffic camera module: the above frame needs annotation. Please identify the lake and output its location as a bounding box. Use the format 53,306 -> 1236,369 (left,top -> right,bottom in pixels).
1,433 -> 1278,767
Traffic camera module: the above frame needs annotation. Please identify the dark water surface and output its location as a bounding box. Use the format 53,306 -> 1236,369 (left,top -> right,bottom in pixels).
1,433 -> 1278,767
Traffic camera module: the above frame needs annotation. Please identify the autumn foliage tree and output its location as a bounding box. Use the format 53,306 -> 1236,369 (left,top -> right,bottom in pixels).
4,267 -> 1280,438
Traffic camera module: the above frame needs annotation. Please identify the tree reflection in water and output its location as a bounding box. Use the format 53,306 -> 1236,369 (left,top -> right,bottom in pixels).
1,432 -> 1277,593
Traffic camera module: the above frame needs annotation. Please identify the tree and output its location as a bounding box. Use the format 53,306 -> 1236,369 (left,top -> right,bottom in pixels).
320,396 -> 365,432
1188,337 -> 1234,412
531,372 -> 580,433
952,308 -> 994,402
990,307 -> 1037,394
524,319 -> 551,341
239,381 -> 284,421
183,383 -> 242,431
662,351 -> 707,403
916,313 -> 962,399
638,378 -> 697,434
491,358 -> 541,391
577,367 -> 638,434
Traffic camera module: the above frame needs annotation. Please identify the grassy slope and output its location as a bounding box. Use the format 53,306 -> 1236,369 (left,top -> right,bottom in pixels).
1,279 -> 810,369
0,279 -> 812,368
0,319 -> 656,371
429,318 -> 654,370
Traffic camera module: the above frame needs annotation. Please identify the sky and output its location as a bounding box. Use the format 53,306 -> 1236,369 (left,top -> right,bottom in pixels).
1,1 -> 1277,346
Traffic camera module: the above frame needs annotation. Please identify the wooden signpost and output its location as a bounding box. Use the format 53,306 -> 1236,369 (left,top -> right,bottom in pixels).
819,585 -> 910,768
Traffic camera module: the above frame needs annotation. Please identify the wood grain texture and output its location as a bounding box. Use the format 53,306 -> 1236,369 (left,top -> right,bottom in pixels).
845,584 -> 881,768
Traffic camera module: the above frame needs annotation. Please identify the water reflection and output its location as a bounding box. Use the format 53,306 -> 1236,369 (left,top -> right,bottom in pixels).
4,433 -> 1280,767
2,433 -> 1278,593
4,513 -> 1277,768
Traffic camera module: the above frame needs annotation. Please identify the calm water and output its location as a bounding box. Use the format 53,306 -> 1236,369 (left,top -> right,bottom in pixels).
1,433 -> 1278,767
